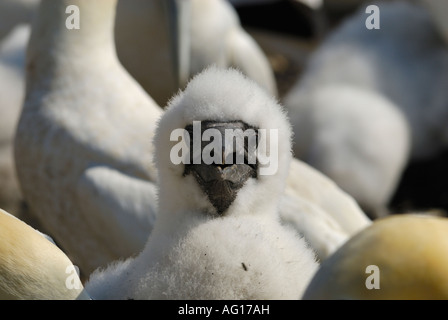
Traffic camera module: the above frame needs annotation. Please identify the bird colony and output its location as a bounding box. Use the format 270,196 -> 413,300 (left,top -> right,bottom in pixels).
0,0 -> 448,300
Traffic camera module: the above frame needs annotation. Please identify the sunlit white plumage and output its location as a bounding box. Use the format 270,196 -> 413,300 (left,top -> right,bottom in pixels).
14,0 -> 162,276
0,208 -> 90,300
85,67 -> 318,300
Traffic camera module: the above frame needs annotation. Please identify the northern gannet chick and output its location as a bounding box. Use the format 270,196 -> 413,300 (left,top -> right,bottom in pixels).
0,208 -> 90,300
284,2 -> 446,217
14,0 -> 163,276
303,214 -> 448,299
115,0 -> 278,106
85,67 -> 318,300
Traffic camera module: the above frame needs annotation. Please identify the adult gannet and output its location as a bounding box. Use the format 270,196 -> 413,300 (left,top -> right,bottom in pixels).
303,213 -> 448,299
85,66 -> 318,300
0,208 -> 90,300
115,0 -> 278,106
14,0 -> 165,276
283,1 -> 448,217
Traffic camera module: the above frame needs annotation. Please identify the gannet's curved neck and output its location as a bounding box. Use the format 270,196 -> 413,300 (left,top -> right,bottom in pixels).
26,0 -> 119,93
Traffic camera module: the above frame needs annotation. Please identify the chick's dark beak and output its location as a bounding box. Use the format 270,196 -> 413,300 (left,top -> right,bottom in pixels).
183,121 -> 258,215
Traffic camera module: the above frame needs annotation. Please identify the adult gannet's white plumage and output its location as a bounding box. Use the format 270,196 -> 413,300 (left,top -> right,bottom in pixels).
0,24 -> 30,214
115,0 -> 278,106
229,0 -> 323,9
283,1 -> 448,217
85,66 -> 318,300
14,0 -> 163,276
303,214 -> 448,299
0,208 -> 90,300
